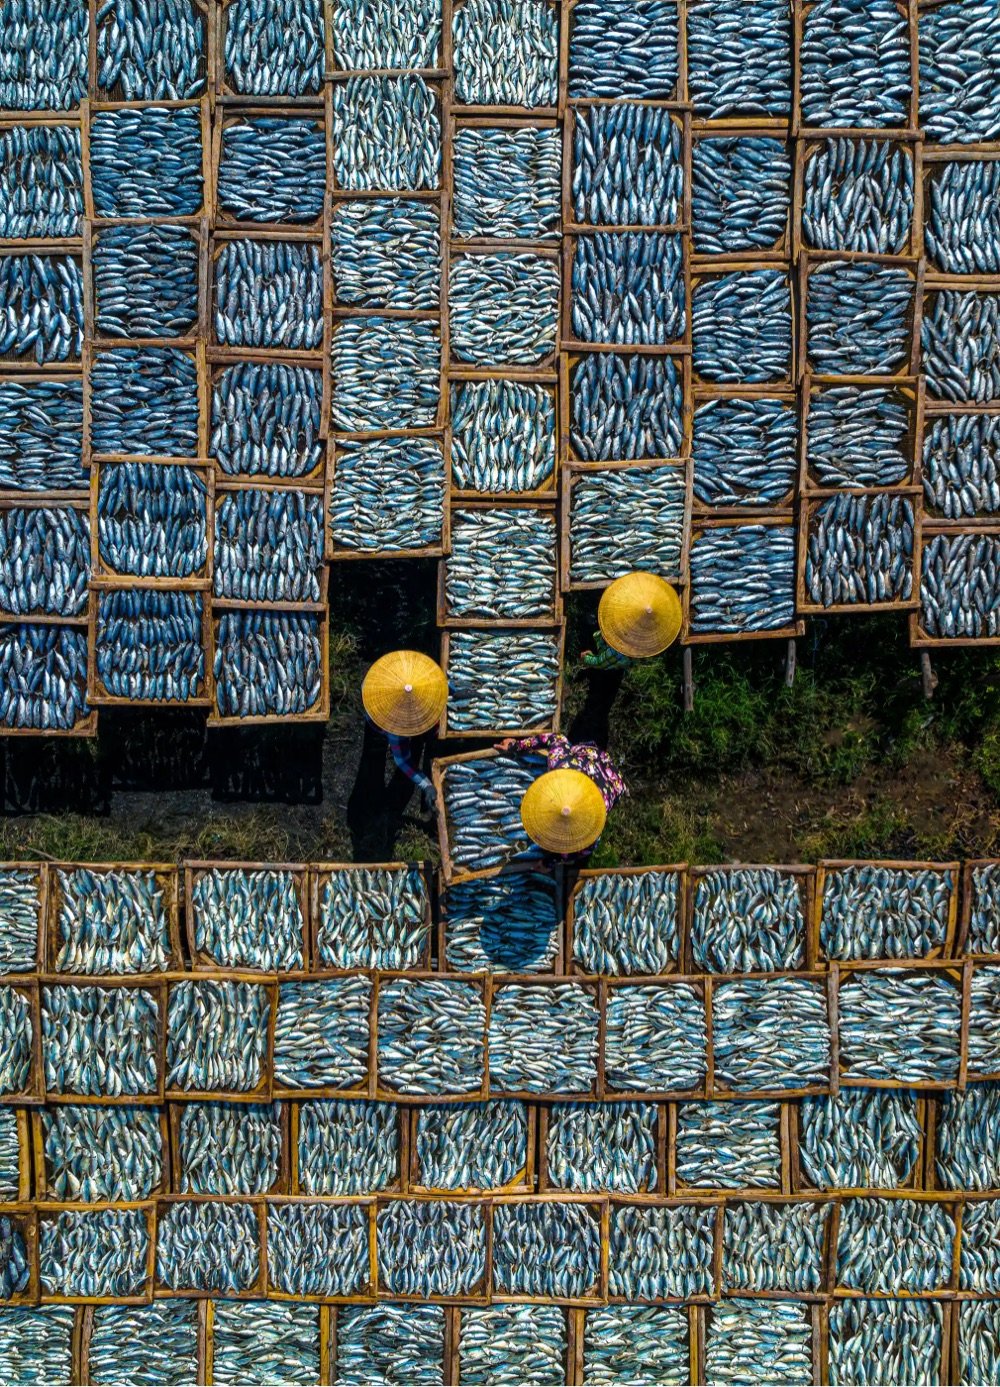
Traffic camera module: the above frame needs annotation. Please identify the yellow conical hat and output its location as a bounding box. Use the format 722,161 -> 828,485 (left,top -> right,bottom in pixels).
362,650 -> 447,736
598,572 -> 682,658
520,768 -> 607,854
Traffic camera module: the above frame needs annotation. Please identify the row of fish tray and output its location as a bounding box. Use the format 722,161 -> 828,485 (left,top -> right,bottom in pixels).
9,856 -> 1000,982
4,0 -> 1000,136
6,1086 -> 1000,1202
7,1295 -> 1000,1387
3,1188 -> 1000,1305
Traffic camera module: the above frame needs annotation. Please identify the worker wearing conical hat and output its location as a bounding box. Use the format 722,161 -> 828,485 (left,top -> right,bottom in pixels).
362,650 -> 447,812
497,731 -> 627,858
581,572 -> 682,671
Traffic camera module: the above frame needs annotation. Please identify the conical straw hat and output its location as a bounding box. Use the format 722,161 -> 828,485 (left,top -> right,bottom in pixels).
520,768 -> 607,854
362,650 -> 447,736
598,572 -> 682,658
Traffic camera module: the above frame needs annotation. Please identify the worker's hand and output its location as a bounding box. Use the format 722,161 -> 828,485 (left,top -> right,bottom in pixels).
497,737 -> 515,751
421,782 -> 439,813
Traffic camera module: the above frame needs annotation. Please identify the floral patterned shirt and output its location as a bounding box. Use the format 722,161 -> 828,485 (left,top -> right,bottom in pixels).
505,734 -> 628,811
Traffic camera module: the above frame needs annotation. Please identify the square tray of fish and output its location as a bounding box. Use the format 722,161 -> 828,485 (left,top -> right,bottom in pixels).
87,104 -> 205,220
569,867 -> 684,977
960,861 -> 1000,959
930,1085 -> 1000,1196
567,0 -> 679,102
608,1200 -> 716,1303
409,1099 -> 534,1193
440,626 -> 562,739
959,1196 -> 1000,1295
265,1198 -> 373,1300
210,1300 -> 321,1382
35,1104 -> 168,1203
956,1301 -> 998,1387
542,1100 -> 660,1195
604,980 -> 708,1099
273,975 -> 371,1097
213,484 -> 325,607
917,1 -> 1000,146
687,0 -> 792,121
711,975 -> 833,1098
332,198 -> 440,311
93,460 -> 212,586
692,269 -> 793,388
39,1204 -> 153,1303
491,1197 -> 603,1303
210,359 -> 324,485
440,504 -> 560,627
329,0 -> 443,71
0,253 -> 83,367
452,0 -> 558,110
688,865 -> 812,975
210,607 -> 328,724
95,0 -> 208,101
0,501 -> 89,622
922,413 -> 1000,525
451,378 -> 556,500
563,462 -> 687,592
799,489 -> 920,612
155,1196 -> 264,1297
440,864 -> 562,974
797,136 -> 916,261
221,0 -> 322,98
455,1304 -> 568,1385
968,962 -> 1000,1081
82,1300 -> 203,1385
828,1298 -> 944,1387
453,122 -> 560,242
834,1195 -> 958,1296
330,75 -> 441,192
802,256 -> 919,381
90,223 -> 203,346
329,436 -> 446,559
701,1299 -> 816,1385
294,1098 -> 404,1197
44,862 -> 181,975
570,104 -> 684,233
815,860 -> 958,963
41,979 -> 162,1103
922,288 -> 1000,406
0,622 -> 94,736
434,750 -> 544,879
450,250 -> 559,368
797,0 -> 914,133
924,154 -> 1000,278
88,346 -> 201,459
0,866 -> 43,975
0,1206 -> 35,1306
836,963 -> 963,1089
165,976 -> 274,1100
185,863 -> 309,973
329,316 -> 441,433
212,238 -> 324,354
691,136 -> 791,259
692,394 -> 797,514
332,1304 -> 447,1383
789,1088 -> 925,1195
0,376 -> 84,495
489,980 -> 599,1099
376,1196 -> 488,1302
311,864 -> 431,972
215,113 -> 326,231
0,121 -> 82,240
686,519 -> 801,643
375,975 -> 486,1101
674,1100 -> 783,1195
565,350 -> 687,465
567,233 -> 686,350
802,379 -> 920,494
0,1304 -> 74,1382
914,528 -> 1000,647
721,1198 -> 832,1296
0,0 -> 87,111
90,587 -> 210,707
581,1305 -> 690,1385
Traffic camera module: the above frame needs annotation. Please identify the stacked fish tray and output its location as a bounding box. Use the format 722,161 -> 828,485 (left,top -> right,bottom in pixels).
4,853 -> 1000,1381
